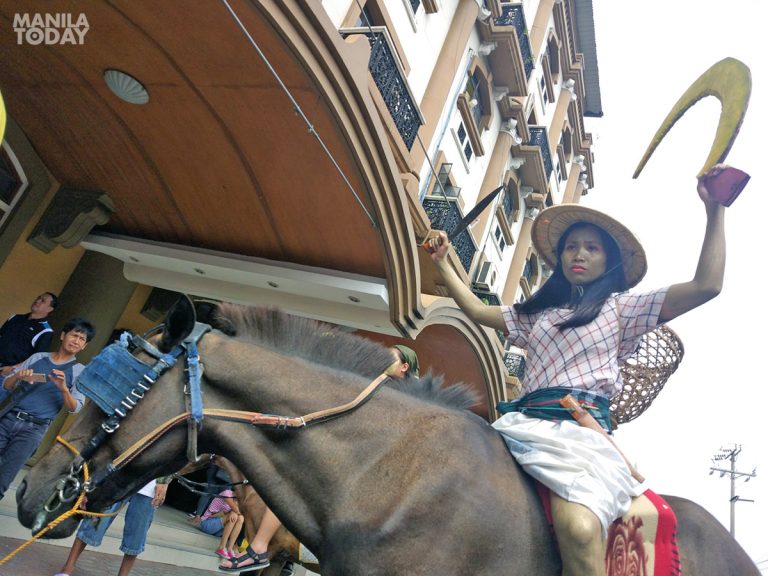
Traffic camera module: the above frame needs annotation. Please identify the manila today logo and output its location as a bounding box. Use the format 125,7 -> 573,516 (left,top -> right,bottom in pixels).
13,13 -> 89,45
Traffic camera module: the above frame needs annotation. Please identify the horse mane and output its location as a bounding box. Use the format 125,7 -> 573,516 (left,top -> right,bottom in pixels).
210,304 -> 478,411
387,372 -> 480,411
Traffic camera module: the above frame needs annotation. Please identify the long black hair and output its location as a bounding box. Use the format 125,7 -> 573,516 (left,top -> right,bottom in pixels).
514,223 -> 628,329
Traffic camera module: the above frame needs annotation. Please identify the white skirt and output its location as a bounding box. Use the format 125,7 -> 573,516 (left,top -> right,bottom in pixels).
492,412 -> 645,536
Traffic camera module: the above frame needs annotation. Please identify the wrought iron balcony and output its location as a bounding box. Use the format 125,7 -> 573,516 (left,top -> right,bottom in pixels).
504,350 -> 526,380
472,289 -> 501,306
494,4 -> 534,80
422,197 -> 478,272
473,289 -> 506,343
527,127 -> 553,180
341,27 -> 423,150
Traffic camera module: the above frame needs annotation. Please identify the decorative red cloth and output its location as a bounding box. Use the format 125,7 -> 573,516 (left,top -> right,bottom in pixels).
535,483 -> 681,575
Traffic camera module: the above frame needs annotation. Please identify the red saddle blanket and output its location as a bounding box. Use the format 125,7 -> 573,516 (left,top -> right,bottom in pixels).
537,484 -> 682,575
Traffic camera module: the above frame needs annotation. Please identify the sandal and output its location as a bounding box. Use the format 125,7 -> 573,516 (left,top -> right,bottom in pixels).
218,547 -> 270,573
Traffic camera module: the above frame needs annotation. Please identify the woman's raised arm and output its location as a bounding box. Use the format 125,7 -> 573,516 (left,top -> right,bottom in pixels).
659,164 -> 731,322
429,231 -> 508,332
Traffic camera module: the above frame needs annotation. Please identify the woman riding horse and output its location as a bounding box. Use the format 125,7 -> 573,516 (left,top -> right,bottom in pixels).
14,181 -> 758,574
427,163 -> 732,575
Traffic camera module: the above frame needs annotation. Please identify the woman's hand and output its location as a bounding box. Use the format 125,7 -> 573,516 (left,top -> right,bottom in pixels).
426,231 -> 451,263
697,163 -> 729,208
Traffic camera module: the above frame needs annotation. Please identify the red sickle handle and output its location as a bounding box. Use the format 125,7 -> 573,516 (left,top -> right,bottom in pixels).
703,166 -> 750,207
422,230 -> 444,255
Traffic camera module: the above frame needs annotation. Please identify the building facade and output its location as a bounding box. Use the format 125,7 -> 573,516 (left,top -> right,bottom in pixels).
0,0 -> 601,429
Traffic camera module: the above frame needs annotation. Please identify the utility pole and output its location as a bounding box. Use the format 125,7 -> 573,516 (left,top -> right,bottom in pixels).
709,444 -> 757,537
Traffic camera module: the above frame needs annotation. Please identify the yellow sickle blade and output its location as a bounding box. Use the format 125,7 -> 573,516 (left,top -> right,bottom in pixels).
0,89 -> 6,144
633,57 -> 751,178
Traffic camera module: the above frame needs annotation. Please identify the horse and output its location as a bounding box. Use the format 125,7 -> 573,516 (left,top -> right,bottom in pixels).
15,298 -> 759,575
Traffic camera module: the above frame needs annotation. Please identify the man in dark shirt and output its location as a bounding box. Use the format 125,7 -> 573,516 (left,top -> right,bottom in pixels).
0,292 -> 58,373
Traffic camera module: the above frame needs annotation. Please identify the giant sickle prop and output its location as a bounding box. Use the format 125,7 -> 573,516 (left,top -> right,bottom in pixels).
633,57 -> 751,205
0,90 -> 6,144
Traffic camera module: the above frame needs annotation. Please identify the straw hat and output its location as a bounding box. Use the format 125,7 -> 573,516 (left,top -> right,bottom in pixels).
531,204 -> 647,288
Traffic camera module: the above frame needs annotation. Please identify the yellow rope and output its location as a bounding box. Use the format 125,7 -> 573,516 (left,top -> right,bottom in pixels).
0,435 -> 123,567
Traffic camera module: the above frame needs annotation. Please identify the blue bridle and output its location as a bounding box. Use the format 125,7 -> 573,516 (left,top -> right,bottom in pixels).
43,322 -> 211,516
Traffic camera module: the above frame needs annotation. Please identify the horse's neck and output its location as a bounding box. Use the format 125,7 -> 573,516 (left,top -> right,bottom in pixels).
205,338 -> 372,414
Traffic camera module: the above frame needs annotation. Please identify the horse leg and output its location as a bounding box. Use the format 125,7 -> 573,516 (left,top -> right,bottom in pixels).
667,495 -> 760,575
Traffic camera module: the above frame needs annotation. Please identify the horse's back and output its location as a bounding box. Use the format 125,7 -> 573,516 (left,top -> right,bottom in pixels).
667,495 -> 760,575
320,409 -> 562,575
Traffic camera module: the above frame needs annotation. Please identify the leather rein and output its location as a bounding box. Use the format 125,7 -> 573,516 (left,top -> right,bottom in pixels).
46,322 -> 389,514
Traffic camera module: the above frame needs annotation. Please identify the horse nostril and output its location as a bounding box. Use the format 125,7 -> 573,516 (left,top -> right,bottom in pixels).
15,479 -> 27,502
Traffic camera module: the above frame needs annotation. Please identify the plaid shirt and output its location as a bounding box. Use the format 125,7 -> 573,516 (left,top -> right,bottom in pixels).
502,287 -> 668,398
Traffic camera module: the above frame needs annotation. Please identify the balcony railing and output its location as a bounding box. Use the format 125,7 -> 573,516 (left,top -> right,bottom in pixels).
473,289 -> 506,343
422,197 -> 477,272
494,4 -> 534,80
341,27 -> 423,150
504,350 -> 526,380
528,127 -> 553,180
472,288 -> 501,306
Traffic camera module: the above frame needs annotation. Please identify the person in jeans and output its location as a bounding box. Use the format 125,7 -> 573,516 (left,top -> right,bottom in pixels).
0,318 -> 94,501
54,478 -> 171,576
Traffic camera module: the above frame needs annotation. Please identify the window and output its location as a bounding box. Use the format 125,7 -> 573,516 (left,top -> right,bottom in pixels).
540,75 -> 549,106
494,224 -> 506,253
456,57 -> 491,158
468,71 -> 486,128
456,121 -> 474,163
354,5 -> 376,27
0,145 -> 27,228
464,142 -> 473,162
434,163 -> 463,205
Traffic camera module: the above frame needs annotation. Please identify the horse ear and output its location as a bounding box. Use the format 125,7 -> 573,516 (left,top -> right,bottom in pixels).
160,295 -> 197,352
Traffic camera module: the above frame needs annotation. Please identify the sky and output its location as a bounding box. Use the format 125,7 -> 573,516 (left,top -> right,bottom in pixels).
583,0 -> 767,569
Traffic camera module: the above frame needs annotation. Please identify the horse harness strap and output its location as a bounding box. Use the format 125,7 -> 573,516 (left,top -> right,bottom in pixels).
111,373 -> 391,470
173,472 -> 249,497
250,372 -> 390,428
184,339 -> 205,463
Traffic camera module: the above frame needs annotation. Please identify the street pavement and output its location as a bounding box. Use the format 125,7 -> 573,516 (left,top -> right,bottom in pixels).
0,535 -> 222,576
1,467 -> 314,576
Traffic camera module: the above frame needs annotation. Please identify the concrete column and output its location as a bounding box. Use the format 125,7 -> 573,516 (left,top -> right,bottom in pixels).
548,83 -> 575,158
501,209 -> 536,304
470,129 -> 514,246
47,251 -> 137,363
28,251 -> 138,465
411,0 -> 480,172
528,0 -> 557,63
561,158 -> 582,204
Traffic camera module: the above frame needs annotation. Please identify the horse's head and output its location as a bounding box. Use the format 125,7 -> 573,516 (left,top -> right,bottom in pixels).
16,295 -> 200,537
